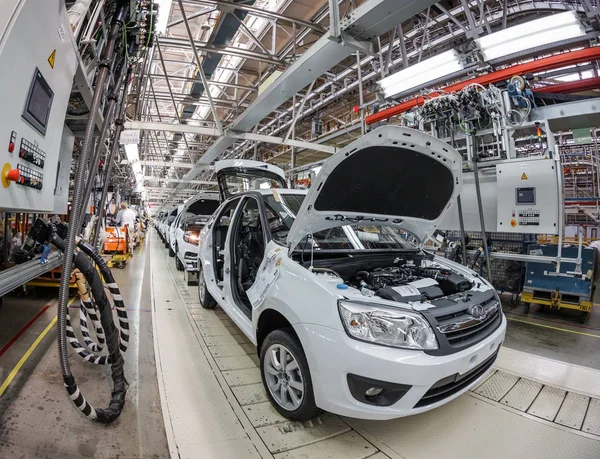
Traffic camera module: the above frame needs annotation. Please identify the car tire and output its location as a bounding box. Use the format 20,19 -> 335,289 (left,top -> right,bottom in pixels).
198,265 -> 216,309
168,246 -> 175,257
260,328 -> 321,422
164,241 -> 169,248
175,254 -> 184,271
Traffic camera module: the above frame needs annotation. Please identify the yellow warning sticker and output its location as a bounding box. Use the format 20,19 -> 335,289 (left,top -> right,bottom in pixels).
521,172 -> 528,180
48,49 -> 56,69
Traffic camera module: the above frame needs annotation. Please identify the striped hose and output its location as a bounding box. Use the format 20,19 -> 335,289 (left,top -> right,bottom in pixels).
79,297 -> 106,352
105,281 -> 129,353
65,311 -> 110,365
74,271 -> 106,353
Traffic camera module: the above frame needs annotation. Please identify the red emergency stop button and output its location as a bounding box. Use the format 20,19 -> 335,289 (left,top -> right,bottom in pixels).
510,219 -> 517,227
2,162 -> 15,188
6,168 -> 20,182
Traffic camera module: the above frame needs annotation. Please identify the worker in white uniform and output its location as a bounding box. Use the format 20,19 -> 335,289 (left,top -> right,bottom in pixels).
115,202 -> 137,252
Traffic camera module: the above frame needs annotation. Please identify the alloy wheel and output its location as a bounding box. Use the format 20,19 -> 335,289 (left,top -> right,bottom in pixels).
263,344 -> 304,410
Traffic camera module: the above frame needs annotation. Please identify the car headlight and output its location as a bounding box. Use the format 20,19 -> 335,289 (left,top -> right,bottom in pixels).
338,300 -> 438,350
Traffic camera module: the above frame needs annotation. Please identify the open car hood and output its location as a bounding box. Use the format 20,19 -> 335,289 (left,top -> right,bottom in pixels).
286,126 -> 463,251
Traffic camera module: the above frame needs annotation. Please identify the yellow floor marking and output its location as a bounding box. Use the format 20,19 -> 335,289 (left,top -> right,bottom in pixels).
508,317 -> 600,339
0,297 -> 76,397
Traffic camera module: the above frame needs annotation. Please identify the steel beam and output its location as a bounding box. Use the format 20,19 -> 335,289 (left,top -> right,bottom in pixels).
143,177 -> 217,185
125,121 -> 220,136
141,160 -> 195,168
167,6 -> 215,28
232,132 -> 336,154
158,36 -> 283,65
181,0 -> 326,32
149,74 -> 256,92
532,97 -> 600,131
177,0 -> 223,133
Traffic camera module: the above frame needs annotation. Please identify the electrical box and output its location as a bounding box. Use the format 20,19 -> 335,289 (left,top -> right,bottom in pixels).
0,0 -> 78,212
496,158 -> 560,234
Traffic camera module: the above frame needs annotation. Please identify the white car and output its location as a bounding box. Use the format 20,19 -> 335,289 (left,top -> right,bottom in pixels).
159,207 -> 177,242
197,126 -> 506,421
166,205 -> 184,253
173,192 -> 220,277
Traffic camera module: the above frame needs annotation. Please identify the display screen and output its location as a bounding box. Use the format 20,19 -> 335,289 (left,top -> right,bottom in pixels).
516,187 -> 536,204
22,69 -> 54,135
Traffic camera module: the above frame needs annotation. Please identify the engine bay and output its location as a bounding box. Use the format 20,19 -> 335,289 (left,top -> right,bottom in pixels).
303,251 -> 477,304
347,265 -> 473,302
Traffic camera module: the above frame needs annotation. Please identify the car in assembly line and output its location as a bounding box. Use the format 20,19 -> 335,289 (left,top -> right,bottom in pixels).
196,126 -> 507,422
164,205 -> 183,252
172,192 -> 220,282
159,207 -> 177,243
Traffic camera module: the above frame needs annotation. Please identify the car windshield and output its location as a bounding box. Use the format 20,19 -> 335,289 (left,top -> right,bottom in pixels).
263,193 -> 414,250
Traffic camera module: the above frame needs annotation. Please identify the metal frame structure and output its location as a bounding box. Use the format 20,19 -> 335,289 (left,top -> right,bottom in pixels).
123,0 -> 600,209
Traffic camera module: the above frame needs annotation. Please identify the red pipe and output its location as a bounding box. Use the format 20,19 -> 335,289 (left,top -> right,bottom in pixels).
534,76 -> 600,94
366,46 -> 600,125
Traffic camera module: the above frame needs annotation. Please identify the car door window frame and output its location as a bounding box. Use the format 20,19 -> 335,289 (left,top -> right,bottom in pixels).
227,194 -> 270,319
212,197 -> 242,288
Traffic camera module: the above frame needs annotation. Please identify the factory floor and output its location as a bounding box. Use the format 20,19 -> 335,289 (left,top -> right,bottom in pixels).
0,232 -> 599,458
0,240 -> 169,458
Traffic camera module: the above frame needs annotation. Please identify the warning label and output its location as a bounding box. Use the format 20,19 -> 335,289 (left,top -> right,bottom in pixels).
48,49 -> 56,69
521,172 -> 528,180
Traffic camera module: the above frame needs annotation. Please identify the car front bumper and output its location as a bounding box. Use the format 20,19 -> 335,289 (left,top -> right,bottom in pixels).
295,315 -> 506,420
179,242 -> 199,271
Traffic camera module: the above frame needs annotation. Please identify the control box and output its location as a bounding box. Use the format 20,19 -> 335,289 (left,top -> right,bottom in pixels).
0,0 -> 78,212
496,158 -> 560,234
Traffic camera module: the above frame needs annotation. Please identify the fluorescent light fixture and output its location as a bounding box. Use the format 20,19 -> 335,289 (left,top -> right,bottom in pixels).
154,0 -> 173,35
378,50 -> 463,98
125,144 -> 144,183
476,11 -> 585,61
124,144 -> 139,163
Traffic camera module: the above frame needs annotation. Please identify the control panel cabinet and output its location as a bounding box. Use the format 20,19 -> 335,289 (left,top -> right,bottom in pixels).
0,0 -> 78,212
496,158 -> 560,234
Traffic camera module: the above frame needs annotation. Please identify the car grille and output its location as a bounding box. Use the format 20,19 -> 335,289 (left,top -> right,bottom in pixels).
414,349 -> 499,408
436,296 -> 501,344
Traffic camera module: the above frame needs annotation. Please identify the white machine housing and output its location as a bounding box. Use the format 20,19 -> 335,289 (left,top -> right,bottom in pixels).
496,158 -> 560,234
0,0 -> 78,212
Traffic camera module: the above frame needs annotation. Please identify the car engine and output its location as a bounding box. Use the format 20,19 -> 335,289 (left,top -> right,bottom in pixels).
347,265 -> 472,302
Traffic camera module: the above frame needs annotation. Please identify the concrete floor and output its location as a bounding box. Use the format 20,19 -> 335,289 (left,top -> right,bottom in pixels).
0,240 -> 169,458
1,232 -> 600,458
502,299 -> 600,370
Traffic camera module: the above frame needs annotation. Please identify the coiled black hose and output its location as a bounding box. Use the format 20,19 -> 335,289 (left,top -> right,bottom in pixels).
54,1 -> 129,423
51,234 -> 127,423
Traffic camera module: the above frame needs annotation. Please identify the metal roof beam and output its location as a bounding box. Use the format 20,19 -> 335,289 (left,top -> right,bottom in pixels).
157,0 -> 437,210
141,161 -> 195,168
148,73 -> 256,92
181,0 -> 327,33
158,37 -> 284,65
143,177 -> 217,185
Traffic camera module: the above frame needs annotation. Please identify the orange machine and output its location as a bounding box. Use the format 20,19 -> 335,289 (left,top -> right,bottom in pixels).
103,226 -> 129,254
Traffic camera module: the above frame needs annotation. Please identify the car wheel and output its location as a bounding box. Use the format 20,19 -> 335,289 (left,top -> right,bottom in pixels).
164,241 -> 169,248
260,328 -> 321,421
168,246 -> 175,257
523,302 -> 530,314
198,265 -> 216,309
175,254 -> 184,271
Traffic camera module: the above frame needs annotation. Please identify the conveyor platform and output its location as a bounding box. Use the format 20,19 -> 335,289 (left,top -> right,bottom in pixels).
151,235 -> 600,459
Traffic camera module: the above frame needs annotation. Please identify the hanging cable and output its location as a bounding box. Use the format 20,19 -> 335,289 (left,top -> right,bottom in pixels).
53,0 -> 130,423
